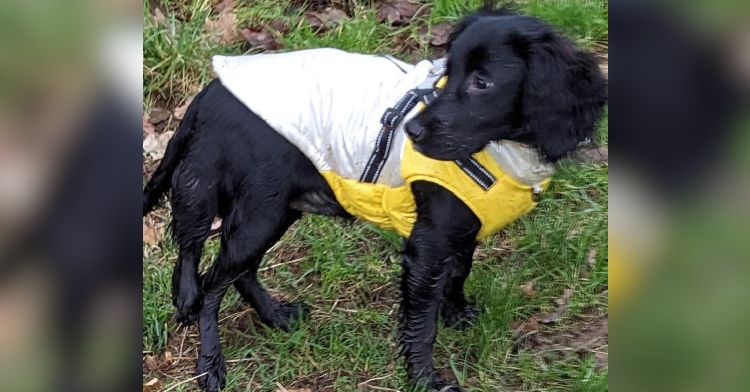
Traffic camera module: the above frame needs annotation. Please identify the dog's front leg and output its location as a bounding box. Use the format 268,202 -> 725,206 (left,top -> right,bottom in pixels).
399,246 -> 456,390
399,182 -> 480,391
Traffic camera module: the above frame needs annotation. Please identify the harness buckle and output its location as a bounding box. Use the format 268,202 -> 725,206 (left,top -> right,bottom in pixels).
380,107 -> 402,129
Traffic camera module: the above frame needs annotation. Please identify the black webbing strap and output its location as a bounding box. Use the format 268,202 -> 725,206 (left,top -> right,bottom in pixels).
454,157 -> 497,191
359,88 -> 435,183
359,78 -> 498,191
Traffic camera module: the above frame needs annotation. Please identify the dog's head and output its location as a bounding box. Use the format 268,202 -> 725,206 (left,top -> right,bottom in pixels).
405,7 -> 607,162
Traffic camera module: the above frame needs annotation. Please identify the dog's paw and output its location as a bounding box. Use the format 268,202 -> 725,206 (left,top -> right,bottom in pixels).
266,302 -> 310,331
442,303 -> 479,330
197,353 -> 227,392
174,286 -> 203,325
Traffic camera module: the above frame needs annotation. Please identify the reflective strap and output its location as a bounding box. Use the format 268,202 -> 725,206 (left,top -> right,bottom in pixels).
360,88 -> 437,183
454,157 -> 497,191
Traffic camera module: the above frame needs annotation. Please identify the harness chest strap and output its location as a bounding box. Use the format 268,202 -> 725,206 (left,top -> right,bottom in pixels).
359,67 -> 508,194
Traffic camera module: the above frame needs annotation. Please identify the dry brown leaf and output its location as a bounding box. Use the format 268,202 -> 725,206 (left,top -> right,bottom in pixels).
509,316 -> 540,333
429,22 -> 453,46
173,96 -> 194,120
539,287 -> 574,324
204,12 -> 242,44
144,355 -> 158,370
213,0 -> 235,14
520,280 -> 535,297
143,115 -> 156,138
586,248 -> 598,268
163,350 -> 173,364
148,107 -> 171,125
268,19 -> 290,34
143,378 -> 162,392
557,288 -> 574,306
143,222 -> 165,246
240,26 -> 283,50
143,131 -> 174,161
376,0 -> 426,25
152,7 -> 167,26
305,8 -> 349,33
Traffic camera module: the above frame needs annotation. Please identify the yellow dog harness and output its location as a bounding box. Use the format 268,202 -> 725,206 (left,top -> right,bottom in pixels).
213,48 -> 553,239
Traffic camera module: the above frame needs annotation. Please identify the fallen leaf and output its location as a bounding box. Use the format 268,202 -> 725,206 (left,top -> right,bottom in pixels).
429,22 -> 453,46
240,26 -> 283,50
143,378 -> 162,392
152,7 -> 167,26
213,0 -> 235,14
509,316 -> 540,333
557,288 -> 574,306
148,107 -> 171,125
376,0 -> 426,25
173,96 -> 194,120
143,222 -> 165,246
305,8 -> 349,33
144,355 -> 158,370
163,350 -> 173,364
143,130 -> 174,161
143,115 -> 156,138
586,248 -> 598,268
520,280 -> 535,297
204,12 -> 242,44
526,317 -> 540,331
268,19 -> 290,34
538,287 -> 574,324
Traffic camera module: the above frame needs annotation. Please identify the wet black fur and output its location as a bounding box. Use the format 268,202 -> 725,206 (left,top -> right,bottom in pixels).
142,7 -> 606,392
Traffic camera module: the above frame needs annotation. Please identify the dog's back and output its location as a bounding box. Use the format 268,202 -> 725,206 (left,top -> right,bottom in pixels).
212,48 -> 436,183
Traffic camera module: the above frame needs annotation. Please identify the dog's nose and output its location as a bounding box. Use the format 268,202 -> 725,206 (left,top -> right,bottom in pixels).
404,120 -> 425,141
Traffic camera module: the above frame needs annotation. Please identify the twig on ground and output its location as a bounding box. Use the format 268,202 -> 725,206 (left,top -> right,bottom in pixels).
162,372 -> 207,392
258,257 -> 304,272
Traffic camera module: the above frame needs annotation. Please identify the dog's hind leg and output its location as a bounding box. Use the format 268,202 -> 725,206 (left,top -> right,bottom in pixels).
170,164 -> 216,325
441,243 -> 480,330
233,239 -> 309,330
196,201 -> 299,392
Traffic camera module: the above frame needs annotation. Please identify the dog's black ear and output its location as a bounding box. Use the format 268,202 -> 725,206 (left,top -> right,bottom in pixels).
447,5 -> 517,53
520,26 -> 607,161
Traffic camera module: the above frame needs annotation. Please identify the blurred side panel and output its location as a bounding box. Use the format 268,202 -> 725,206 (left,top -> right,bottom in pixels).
610,0 -> 750,390
0,0 -> 143,391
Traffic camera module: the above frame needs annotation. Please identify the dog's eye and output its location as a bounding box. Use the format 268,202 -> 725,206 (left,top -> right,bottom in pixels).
467,73 -> 493,92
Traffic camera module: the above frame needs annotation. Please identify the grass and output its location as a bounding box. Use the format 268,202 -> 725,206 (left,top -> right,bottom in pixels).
143,0 -> 608,390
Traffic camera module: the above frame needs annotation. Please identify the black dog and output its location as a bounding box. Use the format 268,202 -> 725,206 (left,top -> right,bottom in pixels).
143,7 -> 606,391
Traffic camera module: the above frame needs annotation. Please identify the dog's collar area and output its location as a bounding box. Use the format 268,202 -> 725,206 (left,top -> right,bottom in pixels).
359,59 -> 501,192
359,61 -> 449,184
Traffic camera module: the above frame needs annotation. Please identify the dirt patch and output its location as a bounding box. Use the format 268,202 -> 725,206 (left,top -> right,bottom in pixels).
291,371 -> 338,391
513,313 -> 608,369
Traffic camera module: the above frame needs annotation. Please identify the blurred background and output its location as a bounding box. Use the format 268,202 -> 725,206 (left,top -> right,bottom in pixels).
0,0 -> 748,390
610,0 -> 750,391
0,0 -> 142,391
